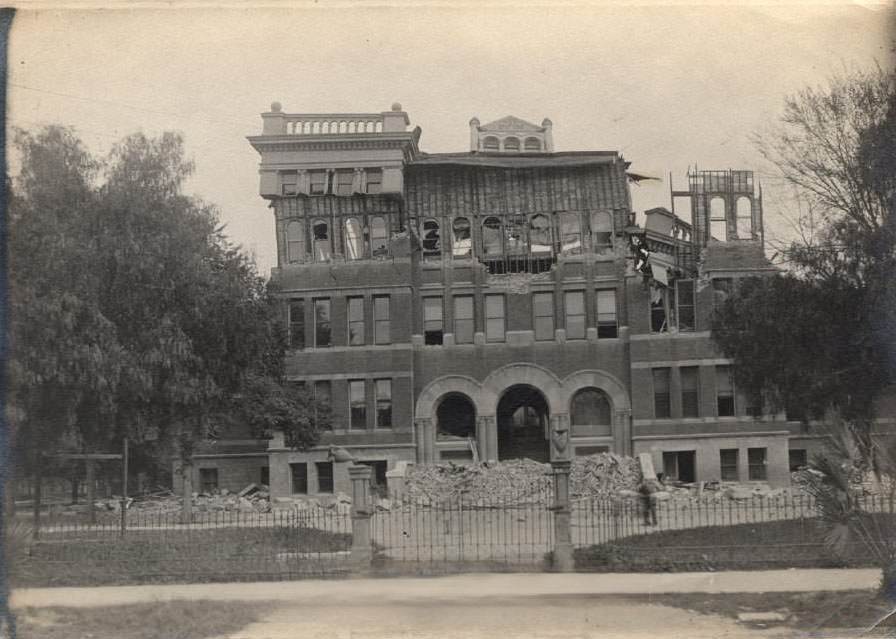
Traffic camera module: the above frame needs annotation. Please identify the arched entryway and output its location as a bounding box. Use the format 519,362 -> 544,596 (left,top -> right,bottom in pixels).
436,393 -> 476,441
497,384 -> 550,462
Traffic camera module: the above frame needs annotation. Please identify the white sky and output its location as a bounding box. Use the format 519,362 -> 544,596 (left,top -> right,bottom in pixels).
8,2 -> 893,273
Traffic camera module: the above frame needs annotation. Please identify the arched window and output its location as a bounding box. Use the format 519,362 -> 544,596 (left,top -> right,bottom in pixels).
736,197 -> 753,239
503,137 -> 520,152
343,218 -> 363,260
483,136 -> 500,151
452,217 -> 472,258
482,217 -> 503,256
558,211 -> 582,254
570,388 -> 612,437
709,197 -> 727,242
422,218 -> 441,258
312,219 -> 331,261
590,210 -> 613,254
286,220 -> 304,264
437,393 -> 476,440
370,216 -> 388,256
529,214 -> 552,254
524,137 -> 541,151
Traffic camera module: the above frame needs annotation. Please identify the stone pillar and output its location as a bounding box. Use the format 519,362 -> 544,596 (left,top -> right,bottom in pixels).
348,464 -> 373,566
551,460 -> 574,571
542,118 -> 554,152
475,417 -> 488,463
415,418 -> 428,464
351,167 -> 363,195
478,416 -> 498,462
469,117 -> 480,151
416,418 -> 433,463
615,409 -> 632,456
296,169 -> 309,195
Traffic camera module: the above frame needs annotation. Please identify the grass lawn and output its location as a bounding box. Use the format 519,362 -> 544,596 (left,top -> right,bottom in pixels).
11,600 -> 276,639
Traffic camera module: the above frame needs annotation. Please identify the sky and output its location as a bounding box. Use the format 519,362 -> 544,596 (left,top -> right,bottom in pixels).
8,1 -> 893,274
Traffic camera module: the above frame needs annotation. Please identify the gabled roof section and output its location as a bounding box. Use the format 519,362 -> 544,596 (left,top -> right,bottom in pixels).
479,115 -> 544,132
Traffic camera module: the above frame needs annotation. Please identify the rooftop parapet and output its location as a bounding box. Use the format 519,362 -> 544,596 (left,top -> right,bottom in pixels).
260,101 -> 411,136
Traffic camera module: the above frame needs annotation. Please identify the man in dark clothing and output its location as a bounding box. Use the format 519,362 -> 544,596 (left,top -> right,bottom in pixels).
639,478 -> 661,526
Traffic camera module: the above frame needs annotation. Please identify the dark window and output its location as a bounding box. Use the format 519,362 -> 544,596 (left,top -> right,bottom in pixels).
662,451 -> 696,483
281,171 -> 298,195
482,217 -> 503,256
344,217 -> 364,259
452,217 -> 472,258
289,300 -> 305,350
504,136 -> 520,151
720,449 -> 739,481
677,280 -> 695,332
422,219 -> 441,258
748,447 -> 767,480
365,169 -> 382,194
653,368 -> 671,418
533,292 -> 554,341
680,366 -> 699,418
316,462 -> 334,493
313,299 -> 331,348
437,393 -> 476,440
575,445 -> 609,456
373,295 -> 390,345
199,468 -> 218,493
314,381 -> 331,430
789,449 -> 808,472
349,380 -> 366,430
370,216 -> 388,256
290,463 -> 308,494
260,466 -> 269,486
312,219 -> 331,261
347,297 -> 364,346
717,366 -> 735,417
309,170 -> 327,195
590,210 -> 613,254
650,285 -> 669,333
596,289 -> 618,338
286,220 -> 304,263
564,291 -> 585,340
359,460 -> 388,498
453,296 -> 474,344
485,294 -> 505,342
335,170 -> 354,196
423,297 -> 444,345
375,379 -> 392,428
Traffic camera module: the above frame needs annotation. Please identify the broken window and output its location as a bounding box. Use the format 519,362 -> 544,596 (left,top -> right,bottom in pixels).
720,449 -> 739,481
312,219 -> 331,261
789,449 -> 808,472
564,291 -> 586,340
422,219 -> 441,259
590,210 -> 613,254
485,294 -> 505,342
375,379 -> 392,428
709,197 -> 727,242
558,211 -> 582,254
452,217 -> 472,258
286,220 -> 304,264
676,280 -> 695,332
505,215 -> 526,254
653,368 -> 671,418
650,284 -> 670,333
482,217 -> 503,256
289,299 -> 305,350
748,447 -> 767,480
529,214 -> 552,254
437,393 -> 476,440
716,365 -> 735,417
316,462 -> 334,494
290,463 -> 308,494
370,216 -> 388,256
736,197 -> 752,239
663,451 -> 696,483
596,289 -> 618,338
680,366 -> 699,418
349,380 -> 366,430
313,298 -> 331,348
344,217 -> 364,259
533,292 -> 554,341
423,296 -> 444,345
453,295 -> 474,344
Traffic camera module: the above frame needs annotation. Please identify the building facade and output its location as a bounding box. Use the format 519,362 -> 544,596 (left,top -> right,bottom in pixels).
180,103 -> 833,498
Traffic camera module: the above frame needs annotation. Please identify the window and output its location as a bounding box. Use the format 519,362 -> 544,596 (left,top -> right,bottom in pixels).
423,297 -> 444,345
570,388 -> 612,433
524,137 -> 541,151
309,170 -> 327,195
312,220 -> 331,261
713,278 -> 733,307
281,171 -> 297,195
260,466 -> 269,486
290,463 -> 308,494
422,219 -> 441,258
736,197 -> 752,239
529,215 -> 552,254
370,216 -> 388,257
716,365 -> 735,417
653,368 -> 671,418
680,366 -> 699,418
720,449 -> 739,481
437,394 -> 476,440
504,136 -> 520,151
199,468 -> 218,493
596,289 -> 618,338
286,220 -> 304,264
710,197 -> 727,242
313,299 -> 331,348
452,217 -> 472,258
676,280 -> 695,332
453,296 -> 474,344
483,136 -> 499,151
349,380 -> 366,430
334,170 -> 354,196
373,295 -> 390,345
482,217 -> 503,256
314,380 -> 331,430
375,379 -> 392,428
558,212 -> 582,254
748,447 -> 767,480
344,217 -> 364,259
365,169 -> 382,194
289,300 -> 305,349
316,462 -> 334,493
485,294 -> 505,342
789,449 -> 808,472
564,291 -> 585,340
533,292 -> 554,341
347,297 -> 364,346
650,285 -> 669,333
504,216 -> 526,254
590,210 -> 613,254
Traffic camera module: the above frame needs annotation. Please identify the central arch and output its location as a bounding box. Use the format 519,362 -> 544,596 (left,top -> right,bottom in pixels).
496,384 -> 550,462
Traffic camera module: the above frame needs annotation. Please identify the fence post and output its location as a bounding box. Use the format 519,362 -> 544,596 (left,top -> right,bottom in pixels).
348,464 -> 373,567
551,460 -> 574,571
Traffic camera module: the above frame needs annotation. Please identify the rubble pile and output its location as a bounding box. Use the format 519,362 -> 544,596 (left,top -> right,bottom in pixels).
405,458 -> 553,503
570,453 -> 642,497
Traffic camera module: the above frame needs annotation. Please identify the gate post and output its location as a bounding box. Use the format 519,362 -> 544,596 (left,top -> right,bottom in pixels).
348,464 -> 373,566
551,460 -> 574,571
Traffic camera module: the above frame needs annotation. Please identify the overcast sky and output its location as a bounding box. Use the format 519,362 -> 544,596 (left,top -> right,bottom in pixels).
8,2 -> 893,274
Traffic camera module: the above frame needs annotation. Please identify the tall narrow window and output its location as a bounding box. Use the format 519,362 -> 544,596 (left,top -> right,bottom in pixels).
710,197 -> 727,242
347,297 -> 364,346
736,197 -> 752,239
375,379 -> 392,428
482,217 -> 503,256
289,300 -> 305,350
290,463 -> 308,494
650,285 -> 669,333
286,220 -> 304,264
748,447 -> 767,480
590,210 -> 613,254
365,169 -> 382,194
680,366 -> 699,418
373,295 -> 390,345
720,449 -> 739,481
309,170 -> 327,195
313,298 -> 331,348
349,380 -> 366,430
504,216 -> 526,254
344,217 -> 364,260
312,220 -> 331,261
281,171 -> 298,195
653,368 -> 671,418
558,212 -> 582,254
423,297 -> 444,345
314,380 -> 331,430
533,292 -> 555,341
335,170 -> 354,196
676,280 -> 695,332
370,216 -> 388,257
564,291 -> 585,340
485,294 -> 505,342
453,296 -> 474,344
716,365 -> 735,417
529,214 -> 552,254
422,219 -> 441,259
596,289 -> 618,338
452,217 -> 472,258
316,462 -> 334,493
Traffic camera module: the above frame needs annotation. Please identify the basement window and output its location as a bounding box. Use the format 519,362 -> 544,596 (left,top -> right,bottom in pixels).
748,448 -> 767,481
316,462 -> 334,494
199,468 -> 218,493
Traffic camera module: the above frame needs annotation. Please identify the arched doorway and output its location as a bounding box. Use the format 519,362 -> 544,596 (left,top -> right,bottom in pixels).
497,384 -> 550,462
436,393 -> 477,441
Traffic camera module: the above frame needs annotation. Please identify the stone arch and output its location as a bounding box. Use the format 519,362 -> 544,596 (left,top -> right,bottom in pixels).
482,363 -> 564,416
561,370 -> 630,413
415,375 -> 487,422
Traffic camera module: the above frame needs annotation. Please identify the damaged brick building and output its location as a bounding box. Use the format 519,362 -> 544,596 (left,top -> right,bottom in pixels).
177,103 -> 849,498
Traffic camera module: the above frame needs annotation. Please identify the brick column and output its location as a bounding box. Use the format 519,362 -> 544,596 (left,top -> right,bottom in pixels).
348,464 -> 373,566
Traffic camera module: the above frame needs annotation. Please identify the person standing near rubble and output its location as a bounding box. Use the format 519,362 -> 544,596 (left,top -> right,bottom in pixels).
638,477 -> 661,526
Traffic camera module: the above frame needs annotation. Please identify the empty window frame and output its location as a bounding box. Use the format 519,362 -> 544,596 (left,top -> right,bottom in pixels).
313,298 -> 331,348
347,297 -> 365,346
344,217 -> 364,260
365,169 -> 382,194
281,171 -> 298,196
529,214 -> 552,254
481,217 -> 503,256
286,220 -> 304,264
485,294 -> 505,342
375,379 -> 392,428
748,447 -> 767,480
423,297 -> 444,345
710,197 -> 727,242
676,280 -> 695,332
680,366 -> 700,418
789,449 -> 808,472
334,170 -> 354,196
312,219 -> 332,261
349,379 -> 366,430
370,216 -> 389,257
314,380 -> 331,430
199,468 -> 218,493
564,291 -> 586,340
716,365 -> 735,417
373,295 -> 391,345
558,211 -> 582,254
736,197 -> 753,239
596,289 -> 618,338
422,219 -> 441,259
653,368 -> 671,419
452,217 -> 472,258
720,449 -> 739,481
289,299 -> 305,350
453,295 -> 474,344
290,463 -> 308,494
533,292 -> 555,341
650,285 -> 670,333
590,210 -> 613,254
504,215 -> 527,254
309,170 -> 328,195
713,278 -> 733,307
316,462 -> 334,493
